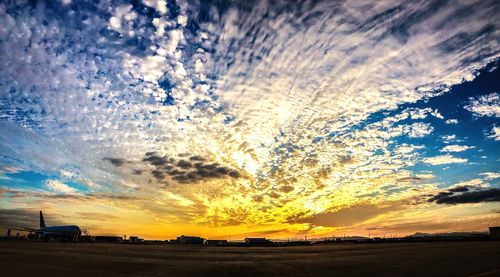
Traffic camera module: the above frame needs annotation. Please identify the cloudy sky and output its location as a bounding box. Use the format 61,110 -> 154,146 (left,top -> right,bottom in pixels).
0,0 -> 499,239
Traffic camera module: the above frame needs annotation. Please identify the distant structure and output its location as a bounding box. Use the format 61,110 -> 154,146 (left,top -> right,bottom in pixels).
129,236 -> 144,243
177,235 -> 206,244
94,236 -> 123,242
206,239 -> 228,246
489,227 -> 500,240
244,237 -> 272,245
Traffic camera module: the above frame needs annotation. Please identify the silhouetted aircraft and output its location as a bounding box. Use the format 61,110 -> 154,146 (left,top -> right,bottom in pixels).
10,211 -> 82,242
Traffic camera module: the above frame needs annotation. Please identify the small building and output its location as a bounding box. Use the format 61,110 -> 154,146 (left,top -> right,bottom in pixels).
244,237 -> 272,245
177,235 -> 206,244
489,227 -> 500,240
129,236 -> 144,242
206,239 -> 228,246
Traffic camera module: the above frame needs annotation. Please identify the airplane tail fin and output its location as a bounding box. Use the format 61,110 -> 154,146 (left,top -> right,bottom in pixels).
40,211 -> 46,228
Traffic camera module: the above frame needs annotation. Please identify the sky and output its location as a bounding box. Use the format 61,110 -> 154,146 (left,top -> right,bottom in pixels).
0,0 -> 499,240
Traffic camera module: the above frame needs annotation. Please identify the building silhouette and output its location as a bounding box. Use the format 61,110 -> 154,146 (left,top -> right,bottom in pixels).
489,227 -> 500,240
245,238 -> 272,245
176,235 -> 206,244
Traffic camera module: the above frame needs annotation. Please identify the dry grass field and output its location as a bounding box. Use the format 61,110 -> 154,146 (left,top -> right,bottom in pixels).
1,240 -> 499,276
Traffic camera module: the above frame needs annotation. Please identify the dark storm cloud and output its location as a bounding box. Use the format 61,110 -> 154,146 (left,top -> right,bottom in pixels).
177,160 -> 193,169
195,163 -> 239,177
429,187 -> 500,204
447,186 -> 469,193
171,162 -> 240,183
189,156 -> 205,161
168,169 -> 185,176
142,154 -> 173,166
142,153 -> 241,183
151,169 -> 166,180
103,157 -> 126,167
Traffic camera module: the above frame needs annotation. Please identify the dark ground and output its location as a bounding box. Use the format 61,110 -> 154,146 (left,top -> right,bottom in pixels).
1,240 -> 499,276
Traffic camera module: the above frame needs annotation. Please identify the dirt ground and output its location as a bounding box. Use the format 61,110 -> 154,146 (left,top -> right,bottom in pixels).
1,240 -> 499,276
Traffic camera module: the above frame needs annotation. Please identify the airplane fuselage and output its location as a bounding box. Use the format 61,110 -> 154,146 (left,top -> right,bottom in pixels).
40,225 -> 82,241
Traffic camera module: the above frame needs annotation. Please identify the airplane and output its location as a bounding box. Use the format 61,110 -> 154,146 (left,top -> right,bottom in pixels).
9,211 -> 82,242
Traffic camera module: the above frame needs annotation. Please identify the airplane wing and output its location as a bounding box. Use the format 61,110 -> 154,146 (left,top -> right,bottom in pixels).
8,227 -> 40,232
8,228 -> 60,235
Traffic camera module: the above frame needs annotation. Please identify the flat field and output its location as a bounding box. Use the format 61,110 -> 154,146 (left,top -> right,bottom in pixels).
1,240 -> 499,276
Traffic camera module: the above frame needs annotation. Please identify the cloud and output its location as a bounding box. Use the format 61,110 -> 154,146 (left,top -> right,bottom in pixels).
464,92 -> 500,117
397,177 -> 423,182
293,204 -> 397,227
177,160 -> 193,169
0,166 -> 22,174
442,134 -> 457,142
142,153 -> 241,183
440,145 -> 475,153
143,0 -> 167,15
429,187 -> 500,204
1,187 -> 140,201
404,108 -> 444,121
488,126 -> 500,141
422,155 -> 468,165
103,157 -> 127,167
480,172 -> 500,180
59,169 -> 77,179
445,119 -> 458,124
405,122 -> 434,138
108,5 -> 138,36
408,108 -> 431,120
0,209 -> 65,228
143,153 -> 173,166
415,173 -> 435,179
132,169 -> 143,175
45,180 -> 79,194
76,212 -> 118,220
397,173 -> 434,182
448,179 -> 488,190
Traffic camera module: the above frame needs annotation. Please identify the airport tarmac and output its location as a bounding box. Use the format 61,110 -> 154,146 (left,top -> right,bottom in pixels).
1,240 -> 499,276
